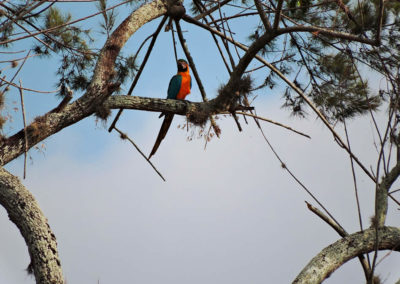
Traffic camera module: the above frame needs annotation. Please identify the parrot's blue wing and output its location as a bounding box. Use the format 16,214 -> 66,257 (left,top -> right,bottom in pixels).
167,75 -> 182,99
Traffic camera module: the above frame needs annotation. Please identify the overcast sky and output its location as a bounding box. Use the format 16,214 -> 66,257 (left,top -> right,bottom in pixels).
0,1 -> 399,283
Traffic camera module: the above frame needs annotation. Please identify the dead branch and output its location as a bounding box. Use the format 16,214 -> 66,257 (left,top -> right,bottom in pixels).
233,111 -> 310,138
113,127 -> 166,182
18,80 -> 28,179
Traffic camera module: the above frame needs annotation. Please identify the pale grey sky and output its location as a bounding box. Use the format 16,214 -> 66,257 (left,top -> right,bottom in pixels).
1,1 -> 399,283
1,98 -> 400,283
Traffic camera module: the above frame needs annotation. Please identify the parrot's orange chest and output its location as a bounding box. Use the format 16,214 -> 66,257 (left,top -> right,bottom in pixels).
176,71 -> 191,100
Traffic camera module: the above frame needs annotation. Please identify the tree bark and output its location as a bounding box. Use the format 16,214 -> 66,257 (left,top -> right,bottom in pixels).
0,167 -> 64,284
0,0 -> 167,166
293,227 -> 400,284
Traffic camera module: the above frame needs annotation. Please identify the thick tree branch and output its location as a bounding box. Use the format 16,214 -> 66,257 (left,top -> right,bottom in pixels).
305,201 -> 371,280
0,167 -> 64,284
376,160 -> 400,227
0,0 -> 167,166
293,227 -> 400,284
278,26 -> 379,46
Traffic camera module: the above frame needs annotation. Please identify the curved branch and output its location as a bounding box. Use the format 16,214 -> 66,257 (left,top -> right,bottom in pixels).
0,0 -> 167,166
0,167 -> 64,284
87,0 -> 167,102
293,227 -> 400,284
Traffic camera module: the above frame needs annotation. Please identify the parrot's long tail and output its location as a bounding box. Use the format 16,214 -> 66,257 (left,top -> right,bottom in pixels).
148,114 -> 174,159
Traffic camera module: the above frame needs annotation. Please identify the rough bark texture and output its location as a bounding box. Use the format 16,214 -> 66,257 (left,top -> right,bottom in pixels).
0,1 -> 168,281
0,167 -> 64,284
376,161 -> 400,227
105,95 -> 214,116
293,227 -> 400,284
0,0 -> 167,166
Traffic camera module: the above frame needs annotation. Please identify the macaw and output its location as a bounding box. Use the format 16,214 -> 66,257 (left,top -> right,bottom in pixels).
148,59 -> 191,159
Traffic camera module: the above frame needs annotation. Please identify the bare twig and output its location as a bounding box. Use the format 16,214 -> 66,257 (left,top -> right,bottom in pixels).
192,0 -> 232,74
232,111 -> 310,138
171,26 -> 178,62
114,127 -> 166,182
193,0 -> 233,21
305,201 -> 346,236
389,188 -> 400,195
252,108 -> 344,231
375,0 -> 385,44
175,21 -> 221,137
0,76 -> 60,94
344,121 -> 364,231
374,239 -> 400,268
0,9 -> 55,52
0,0 -> 133,45
18,80 -> 28,179
389,193 -> 400,207
108,15 -> 168,133
7,50 -> 32,87
0,0 -> 48,34
273,0 -> 284,30
305,201 -> 371,278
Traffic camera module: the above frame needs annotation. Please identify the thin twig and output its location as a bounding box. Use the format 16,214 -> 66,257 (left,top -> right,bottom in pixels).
18,80 -> 28,179
305,201 -> 346,236
374,240 -> 400,268
344,121 -> 364,231
0,52 -> 40,64
0,76 -> 60,94
232,111 -> 310,138
0,0 -> 47,34
216,1 -> 236,68
223,12 -> 240,59
7,50 -> 32,87
375,0 -> 385,44
305,201 -> 372,278
175,20 -> 221,137
193,0 -> 233,21
389,188 -> 400,195
108,15 -> 168,133
114,127 -> 166,182
192,0 -> 231,74
389,193 -> 400,207
0,0 -> 133,45
1,10 -> 56,52
171,26 -> 178,62
254,111 -> 345,231
0,50 -> 26,54
208,12 -> 259,25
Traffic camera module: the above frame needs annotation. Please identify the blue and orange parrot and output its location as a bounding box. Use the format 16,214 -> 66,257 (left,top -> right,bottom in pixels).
149,59 -> 191,159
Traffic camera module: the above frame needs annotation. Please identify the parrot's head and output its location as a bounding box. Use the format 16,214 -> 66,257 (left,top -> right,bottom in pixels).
177,59 -> 189,72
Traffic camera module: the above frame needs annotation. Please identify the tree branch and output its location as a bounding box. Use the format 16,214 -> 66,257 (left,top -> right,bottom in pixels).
376,160 -> 400,228
305,201 -> 371,280
293,227 -> 400,284
0,0 -> 167,166
0,167 -> 64,283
